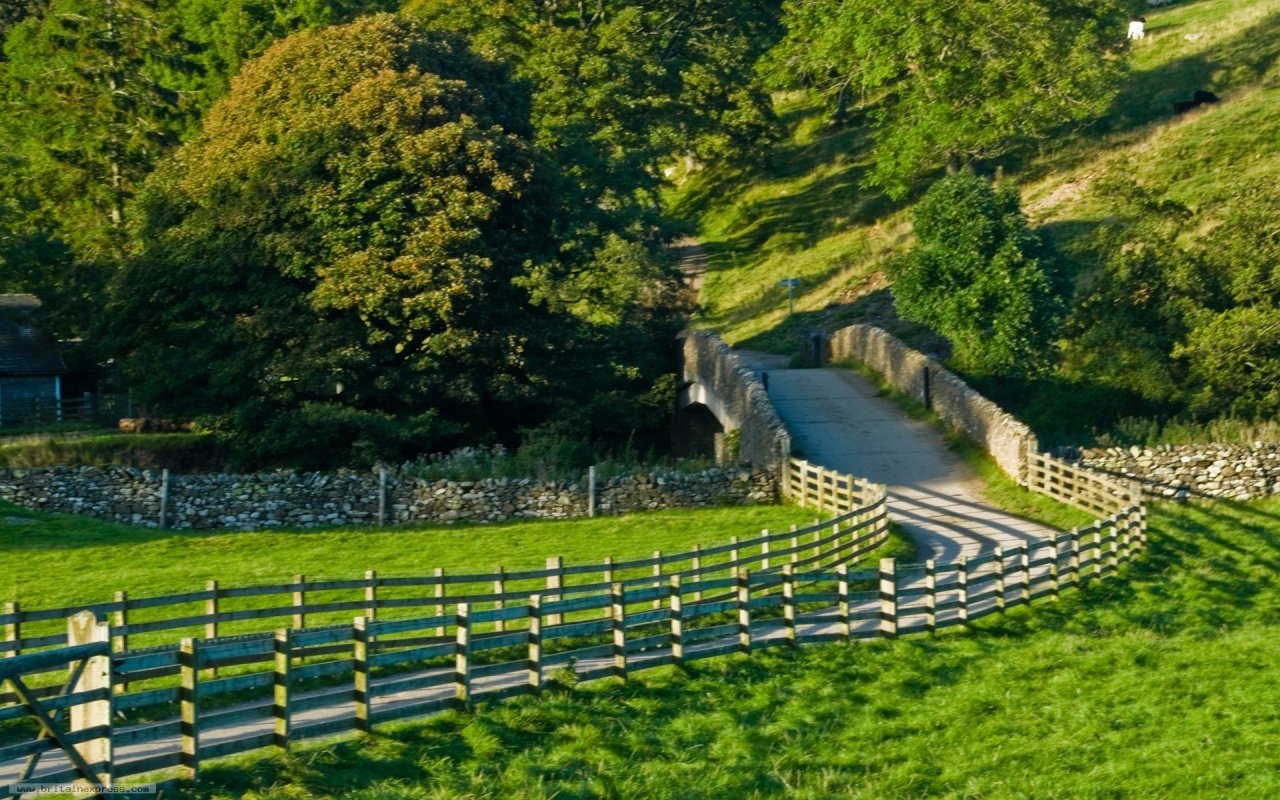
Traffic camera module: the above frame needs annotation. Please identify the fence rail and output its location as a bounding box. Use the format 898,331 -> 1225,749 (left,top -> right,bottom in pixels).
0,453 -> 1147,796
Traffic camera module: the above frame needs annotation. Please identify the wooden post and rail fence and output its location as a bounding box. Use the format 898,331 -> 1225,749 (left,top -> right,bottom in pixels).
0,453 -> 1143,796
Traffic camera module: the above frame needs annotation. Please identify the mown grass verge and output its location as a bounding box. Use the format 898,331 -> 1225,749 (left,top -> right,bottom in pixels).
166,498 -> 1280,799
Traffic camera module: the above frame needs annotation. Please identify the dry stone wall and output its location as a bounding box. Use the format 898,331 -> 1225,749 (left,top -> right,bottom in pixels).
827,325 -> 1034,482
0,466 -> 776,531
1066,444 -> 1280,500
680,331 -> 791,473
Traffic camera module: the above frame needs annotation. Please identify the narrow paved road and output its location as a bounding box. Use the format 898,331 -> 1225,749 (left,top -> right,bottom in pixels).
757,363 -> 1054,560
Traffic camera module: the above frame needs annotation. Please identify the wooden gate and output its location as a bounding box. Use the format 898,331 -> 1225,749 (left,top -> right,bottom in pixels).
1,611 -> 112,799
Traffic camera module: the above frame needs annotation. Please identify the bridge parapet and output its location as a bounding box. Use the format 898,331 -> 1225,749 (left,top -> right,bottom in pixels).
679,331 -> 791,474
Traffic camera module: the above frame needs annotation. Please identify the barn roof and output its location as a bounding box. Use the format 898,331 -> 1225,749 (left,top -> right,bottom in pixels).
0,296 -> 67,376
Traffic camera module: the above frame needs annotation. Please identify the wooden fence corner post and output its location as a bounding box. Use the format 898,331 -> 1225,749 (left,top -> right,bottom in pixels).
455,603 -> 472,711
879,558 -> 897,639
273,629 -> 292,752
782,564 -> 796,646
179,637 -> 200,779
837,564 -> 850,641
68,611 -> 113,787
669,576 -> 684,667
737,569 -> 752,654
353,617 -> 371,733
527,596 -> 543,695
957,556 -> 969,626
611,583 -> 627,681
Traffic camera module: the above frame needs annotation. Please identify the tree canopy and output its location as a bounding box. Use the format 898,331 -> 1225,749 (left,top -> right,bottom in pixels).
107,15 -> 682,466
769,0 -> 1126,197
888,174 -> 1065,378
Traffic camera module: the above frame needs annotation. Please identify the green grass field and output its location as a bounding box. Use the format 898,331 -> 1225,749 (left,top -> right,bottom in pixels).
165,498 -> 1280,799
0,502 -> 833,612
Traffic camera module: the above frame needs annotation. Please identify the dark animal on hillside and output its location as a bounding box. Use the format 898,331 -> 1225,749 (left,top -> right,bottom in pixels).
1174,90 -> 1221,115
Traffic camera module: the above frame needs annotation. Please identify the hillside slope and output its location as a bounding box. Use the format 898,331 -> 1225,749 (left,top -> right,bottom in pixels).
672,0 -> 1280,361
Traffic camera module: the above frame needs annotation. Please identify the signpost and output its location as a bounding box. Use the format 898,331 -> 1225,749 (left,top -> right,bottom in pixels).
779,278 -> 800,316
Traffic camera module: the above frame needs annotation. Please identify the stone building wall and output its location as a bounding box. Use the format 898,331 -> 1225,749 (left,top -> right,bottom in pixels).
827,324 -> 1034,482
0,466 -> 777,531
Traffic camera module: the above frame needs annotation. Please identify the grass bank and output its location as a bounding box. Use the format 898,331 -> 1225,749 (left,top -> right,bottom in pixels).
170,498 -> 1280,799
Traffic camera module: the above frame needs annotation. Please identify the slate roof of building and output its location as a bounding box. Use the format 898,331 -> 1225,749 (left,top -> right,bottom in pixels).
0,295 -> 67,376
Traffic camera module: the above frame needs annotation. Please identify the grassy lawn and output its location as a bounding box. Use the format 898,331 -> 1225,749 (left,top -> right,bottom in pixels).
168,498 -> 1280,799
0,502 -> 830,613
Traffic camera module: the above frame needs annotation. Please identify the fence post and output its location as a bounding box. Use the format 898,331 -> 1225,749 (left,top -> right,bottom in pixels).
730,537 -> 740,577
588,465 -> 596,518
879,559 -> 897,639
737,569 -> 752,654
3,601 -> 18,657
669,576 -> 683,667
455,603 -> 472,711
652,551 -> 663,609
493,567 -> 506,632
113,591 -> 128,691
204,576 -> 220,675
1109,523 -> 1120,573
957,556 -> 969,626
545,557 -> 564,626
761,533 -> 770,571
782,564 -> 796,646
527,596 -> 543,694
925,560 -> 936,633
611,583 -> 627,681
837,564 -> 851,640
364,570 -> 378,628
1020,544 -> 1031,606
353,617 -> 371,733
814,528 -> 823,564
273,629 -> 291,752
179,637 -> 200,779
435,568 -> 446,637
1093,524 -> 1104,580
602,557 -> 614,619
159,468 -> 170,530
994,547 -> 1006,614
1050,538 -> 1061,602
68,611 -> 112,786
691,546 -> 702,602
292,574 -> 306,631
378,467 -> 388,527
1070,528 -> 1082,588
